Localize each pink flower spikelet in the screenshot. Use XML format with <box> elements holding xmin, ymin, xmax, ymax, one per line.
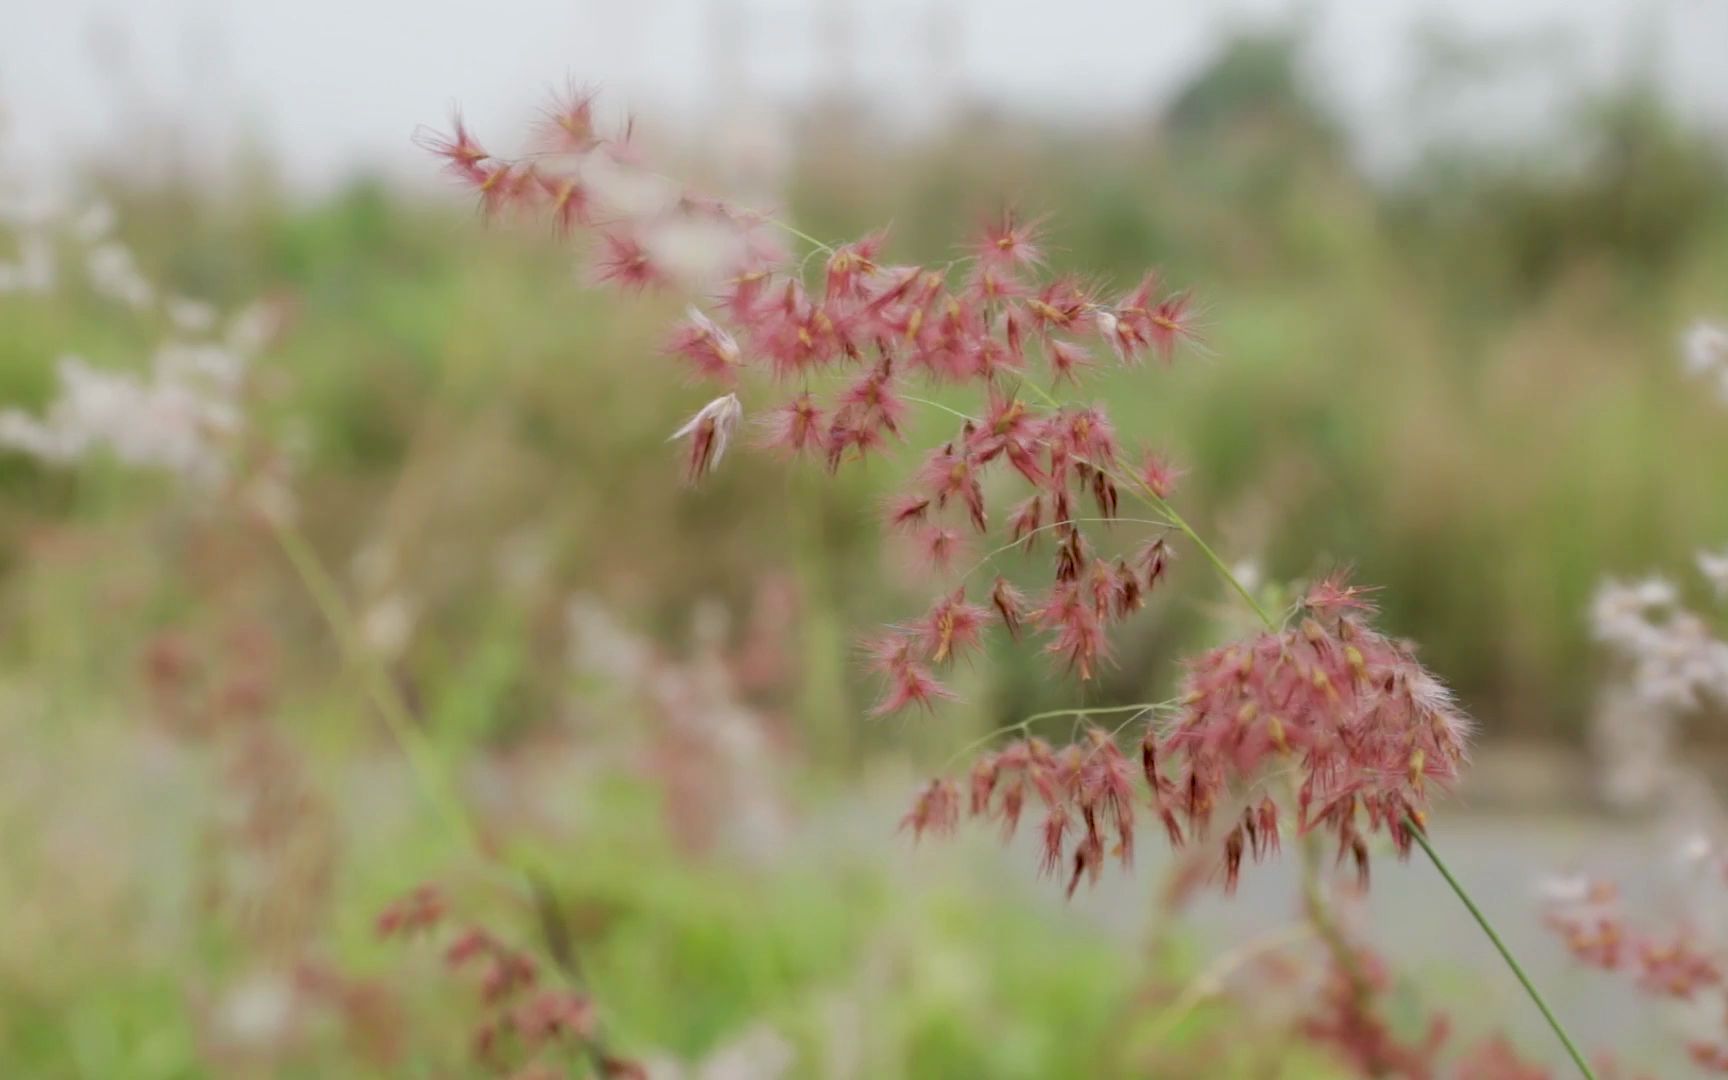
<box><xmin>1541</xmin><ymin>850</ymin><xmax>1728</xmax><ymax>1071</ymax></box>
<box><xmin>426</xmin><ymin>85</ymin><xmax>1476</xmax><ymax>904</ymax></box>
<box><xmin>1161</xmin><ymin>579</ymin><xmax>1471</xmax><ymax>881</ymax></box>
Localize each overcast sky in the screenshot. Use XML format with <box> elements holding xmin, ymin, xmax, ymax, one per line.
<box><xmin>1</xmin><ymin>0</ymin><xmax>1724</xmax><ymax>191</ymax></box>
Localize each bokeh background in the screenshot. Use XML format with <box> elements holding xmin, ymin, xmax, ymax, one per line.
<box><xmin>2</xmin><ymin>1</ymin><xmax>1726</xmax><ymax>1076</ymax></box>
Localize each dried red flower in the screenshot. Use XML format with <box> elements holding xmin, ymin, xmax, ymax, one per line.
<box><xmin>665</xmin><ymin>306</ymin><xmax>742</xmax><ymax>384</ymax></box>
<box><xmin>669</xmin><ymin>393</ymin><xmax>743</xmax><ymax>484</ymax></box>
<box><xmin>913</xmin><ymin>588</ymin><xmax>993</xmax><ymax>665</ymax></box>
<box><xmin>901</xmin><ymin>778</ymin><xmax>961</xmax><ymax>840</ymax></box>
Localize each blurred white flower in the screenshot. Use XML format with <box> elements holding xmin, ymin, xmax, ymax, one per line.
<box><xmin>213</xmin><ymin>972</ymin><xmax>296</xmax><ymax>1048</ymax></box>
<box><xmin>1683</xmin><ymin>320</ymin><xmax>1728</xmax><ymax>378</ymax></box>
<box><xmin>567</xmin><ymin>595</ymin><xmax>653</xmax><ymax>683</ymax></box>
<box><xmin>168</xmin><ymin>296</ymin><xmax>219</xmax><ymax>333</ymax></box>
<box><xmin>1590</xmin><ymin>682</ymin><xmax>1678</xmax><ymax>809</ymax></box>
<box><xmin>695</xmin><ymin>1024</ymin><xmax>796</xmax><ymax>1080</ymax></box>
<box><xmin>0</xmin><ymin>161</ymin><xmax>277</xmax><ymax>496</ymax></box>
<box><xmin>1679</xmin><ymin>831</ymin><xmax>1714</xmax><ymax>867</ymax></box>
<box><xmin>1592</xmin><ymin>554</ymin><xmax>1728</xmax><ymax>810</ymax></box>
<box><xmin>644</xmin><ymin>1023</ymin><xmax>796</xmax><ymax>1080</ymax></box>
<box><xmin>72</xmin><ymin>201</ymin><xmax>115</xmax><ymax>243</ymax></box>
<box><xmin>1592</xmin><ymin>577</ymin><xmax>1676</xmax><ymax>648</ymax></box>
<box><xmin>0</xmin><ymin>353</ymin><xmax>243</xmax><ymax>487</ymax></box>
<box><xmin>670</xmin><ymin>392</ymin><xmax>744</xmax><ymax>482</ymax></box>
<box><xmin>578</xmin><ymin>151</ymin><xmax>681</xmax><ymax>221</ymax></box>
<box><xmin>1231</xmin><ymin>559</ymin><xmax>1263</xmax><ymax>595</ymax></box>
<box><xmin>1534</xmin><ymin>872</ymin><xmax>1595</xmax><ymax>906</ymax></box>
<box><xmin>359</xmin><ymin>592</ymin><xmax>418</xmax><ymax>660</ymax></box>
<box><xmin>644</xmin><ymin>215</ymin><xmax>752</xmax><ymax>292</ymax></box>
<box><xmin>226</xmin><ymin>303</ymin><xmax>280</xmax><ymax>357</ymax></box>
<box><xmin>85</xmin><ymin>241</ymin><xmax>154</xmax><ymax>310</ymax></box>
<box><xmin>1699</xmin><ymin>549</ymin><xmax>1728</xmax><ymax>600</ymax></box>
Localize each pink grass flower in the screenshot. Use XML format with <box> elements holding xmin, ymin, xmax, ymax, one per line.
<box><xmin>913</xmin><ymin>587</ymin><xmax>993</xmax><ymax>665</ymax></box>
<box><xmin>991</xmin><ymin>577</ymin><xmax>1029</xmax><ymax>639</ymax></box>
<box><xmin>424</xmin><ymin>86</ymin><xmax>1485</xmax><ymax>912</ymax></box>
<box><xmin>536</xmin><ymin>170</ymin><xmax>593</xmax><ymax>234</ymax></box>
<box><xmin>1158</xmin><ymin>581</ymin><xmax>1472</xmax><ymax>882</ymax></box>
<box><xmin>1046</xmin><ymin>339</ymin><xmax>1095</xmax><ymax>386</ymax></box>
<box><xmin>665</xmin><ymin>306</ymin><xmax>743</xmax><ymax>384</ymax></box>
<box><xmin>975</xmin><ymin>210</ymin><xmax>1047</xmax><ymax>271</ymax></box>
<box><xmin>900</xmin><ymin>778</ymin><xmax>961</xmax><ymax>840</ymax></box>
<box><xmin>1026</xmin><ymin>276</ymin><xmax>1093</xmax><ymax>337</ymax></box>
<box><xmin>755</xmin><ymin>392</ymin><xmax>826</xmax><ymax>459</ymax></box>
<box><xmin>866</xmin><ymin>633</ymin><xmax>957</xmax><ymax>716</ymax></box>
<box><xmin>823</xmin><ymin>232</ymin><xmax>887</xmax><ymax>301</ymax></box>
<box><xmin>1007</xmin><ymin>495</ymin><xmax>1045</xmax><ymax>548</ymax></box>
<box><xmin>1136</xmin><ymin>451</ymin><xmax>1182</xmax><ymax>500</ymax></box>
<box><xmin>915</xmin><ymin>443</ymin><xmax>986</xmax><ymax>532</ymax></box>
<box><xmin>592</xmin><ymin>231</ymin><xmax>665</xmax><ymax>291</ymax></box>
<box><xmin>1032</xmin><ymin>581</ymin><xmax>1110</xmax><ymax>680</ymax></box>
<box><xmin>535</xmin><ymin>82</ymin><xmax>602</xmax><ymax>154</ymax></box>
<box><xmin>668</xmin><ymin>393</ymin><xmax>743</xmax><ymax>484</ymax></box>
<box><xmin>915</xmin><ymin>524</ymin><xmax>967</xmax><ymax>573</ymax></box>
<box><xmin>414</xmin><ymin>115</ymin><xmax>491</xmax><ymax>185</ymax></box>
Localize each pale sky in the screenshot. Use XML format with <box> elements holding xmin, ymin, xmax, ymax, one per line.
<box><xmin>0</xmin><ymin>0</ymin><xmax>1723</xmax><ymax>191</ymax></box>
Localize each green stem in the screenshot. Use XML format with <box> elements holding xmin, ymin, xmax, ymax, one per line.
<box><xmin>1294</xmin><ymin>823</ymin><xmax>1385</xmax><ymax>1072</ymax></box>
<box><xmin>1140</xmin><ymin>923</ymin><xmax>1313</xmax><ymax>1052</ymax></box>
<box><xmin>938</xmin><ymin>701</ymin><xmax>1177</xmax><ymax>773</ymax></box>
<box><xmin>269</xmin><ymin>516</ymin><xmax>479</xmax><ymax>853</ymax></box>
<box><xmin>1017</xmin><ymin>701</ymin><xmax>1176</xmax><ymax>726</ymax></box>
<box><xmin>1137</xmin><ymin>487</ymin><xmax>1274</xmax><ymax>631</ymax></box>
<box><xmin>1409</xmin><ymin>823</ymin><xmax>1596</xmax><ymax>1079</ymax></box>
<box><xmin>770</xmin><ymin>219</ymin><xmax>835</xmax><ymax>254</ymax></box>
<box><xmin>900</xmin><ymin>393</ymin><xmax>975</xmax><ymax>423</ymax></box>
<box><xmin>272</xmin><ymin>513</ymin><xmax>635</xmax><ymax>1061</ymax></box>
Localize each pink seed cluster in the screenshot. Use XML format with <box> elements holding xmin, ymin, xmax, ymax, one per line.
<box><xmin>1160</xmin><ymin>578</ymin><xmax>1472</xmax><ymax>886</ymax></box>
<box><xmin>1291</xmin><ymin>945</ymin><xmax>1582</xmax><ymax>1080</ymax></box>
<box><xmin>904</xmin><ymin>579</ymin><xmax>1471</xmax><ymax>894</ymax></box>
<box><xmin>376</xmin><ymin>884</ymin><xmax>642</xmax><ymax>1076</ymax></box>
<box><xmin>1543</xmin><ymin>871</ymin><xmax>1728</xmax><ymax>1071</ymax></box>
<box><xmin>419</xmin><ymin>90</ymin><xmax>1195</xmax><ymax>703</ymax></box>
<box><xmin>422</xmin><ymin>86</ymin><xmax>1473</xmax><ymax>898</ymax></box>
<box><xmin>904</xmin><ymin>726</ymin><xmax>1145</xmax><ymax>899</ymax></box>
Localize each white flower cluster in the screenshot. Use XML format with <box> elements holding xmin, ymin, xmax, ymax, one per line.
<box><xmin>1586</xmin><ymin>319</ymin><xmax>1728</xmax><ymax>810</ymax></box>
<box><xmin>1683</xmin><ymin>320</ymin><xmax>1728</xmax><ymax>401</ymax></box>
<box><xmin>0</xmin><ymin>353</ymin><xmax>243</xmax><ymax>487</ymax></box>
<box><xmin>1590</xmin><ymin>571</ymin><xmax>1728</xmax><ymax>808</ymax></box>
<box><xmin>0</xmin><ymin>189</ymin><xmax>279</xmax><ymax>489</ymax></box>
<box><xmin>1592</xmin><ymin>575</ymin><xmax>1728</xmax><ymax>714</ymax></box>
<box><xmin>643</xmin><ymin>1022</ymin><xmax>795</xmax><ymax>1080</ymax></box>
